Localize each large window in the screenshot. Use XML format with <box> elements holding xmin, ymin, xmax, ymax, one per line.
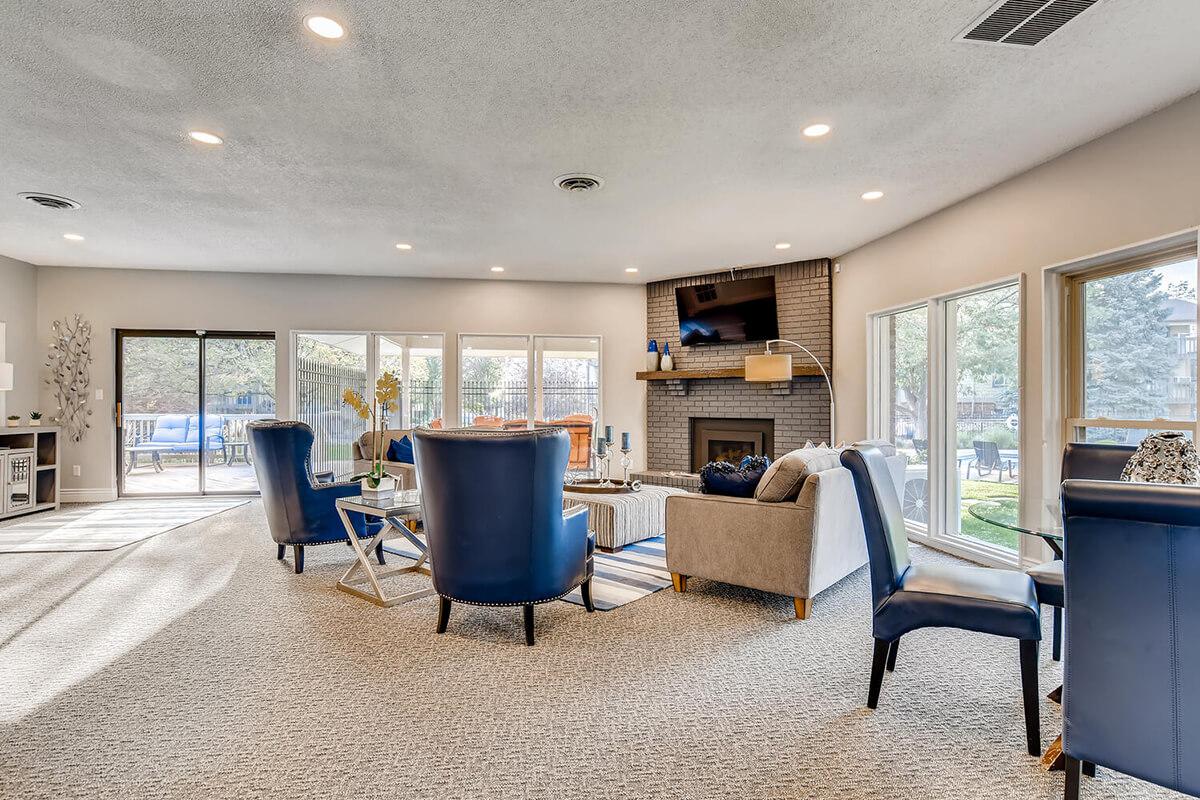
<box><xmin>1067</xmin><ymin>248</ymin><xmax>1198</xmax><ymax>444</ymax></box>
<box><xmin>295</xmin><ymin>332</ymin><xmax>444</xmax><ymax>475</ymax></box>
<box><xmin>459</xmin><ymin>334</ymin><xmax>600</xmax><ymax>427</ymax></box>
<box><xmin>870</xmin><ymin>279</ymin><xmax>1023</xmax><ymax>564</ymax></box>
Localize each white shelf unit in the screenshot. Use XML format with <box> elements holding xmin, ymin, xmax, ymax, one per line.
<box><xmin>0</xmin><ymin>425</ymin><xmax>60</xmax><ymax>520</ymax></box>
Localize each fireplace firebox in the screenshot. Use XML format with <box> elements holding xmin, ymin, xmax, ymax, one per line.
<box><xmin>690</xmin><ymin>417</ymin><xmax>775</xmax><ymax>472</ymax></box>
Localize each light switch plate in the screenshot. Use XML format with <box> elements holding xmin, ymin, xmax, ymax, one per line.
<box><xmin>94</xmin><ymin>389</ymin><xmax>104</xmax><ymax>401</ymax></box>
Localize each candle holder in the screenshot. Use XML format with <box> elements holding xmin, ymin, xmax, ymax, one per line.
<box><xmin>596</xmin><ymin>448</ymin><xmax>613</xmax><ymax>487</ymax></box>
<box><xmin>619</xmin><ymin>446</ymin><xmax>633</xmax><ymax>485</ymax></box>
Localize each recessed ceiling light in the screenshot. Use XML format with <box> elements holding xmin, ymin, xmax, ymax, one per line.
<box><xmin>305</xmin><ymin>15</ymin><xmax>345</xmax><ymax>39</ymax></box>
<box><xmin>861</xmin><ymin>190</ymin><xmax>884</xmax><ymax>201</ymax></box>
<box><xmin>775</xmin><ymin>242</ymin><xmax>792</xmax><ymax>250</ymax></box>
<box><xmin>802</xmin><ymin>123</ymin><xmax>831</xmax><ymax>138</ymax></box>
<box><xmin>625</xmin><ymin>267</ymin><xmax>639</xmax><ymax>273</ymax></box>
<box><xmin>188</xmin><ymin>130</ymin><xmax>223</xmax><ymax>145</ymax></box>
<box><xmin>490</xmin><ymin>266</ymin><xmax>505</xmax><ymax>273</ymax></box>
<box><xmin>62</xmin><ymin>233</ymin><xmax>84</xmax><ymax>241</ymax></box>
<box><xmin>395</xmin><ymin>242</ymin><xmax>413</xmax><ymax>251</ymax></box>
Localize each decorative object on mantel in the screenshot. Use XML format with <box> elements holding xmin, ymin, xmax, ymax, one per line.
<box><xmin>342</xmin><ymin>371</ymin><xmax>401</xmax><ymax>501</ymax></box>
<box><xmin>744</xmin><ymin>338</ymin><xmax>836</xmax><ymax>438</ymax></box>
<box><xmin>645</xmin><ymin>339</ymin><xmax>660</xmax><ymax>371</ymax></box>
<box><xmin>45</xmin><ymin>315</ymin><xmax>93</xmax><ymax>443</ymax></box>
<box><xmin>660</xmin><ymin>342</ymin><xmax>674</xmax><ymax>371</ymax></box>
<box><xmin>28</xmin><ymin>411</ymin><xmax>42</xmax><ymax>427</ymax></box>
<box><xmin>5</xmin><ymin>415</ymin><xmax>18</xmax><ymax>428</ymax></box>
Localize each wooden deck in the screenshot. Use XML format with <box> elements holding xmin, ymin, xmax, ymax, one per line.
<box><xmin>124</xmin><ymin>463</ymin><xmax>259</xmax><ymax>495</ymax></box>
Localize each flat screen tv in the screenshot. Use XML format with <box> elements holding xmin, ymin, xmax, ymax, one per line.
<box><xmin>675</xmin><ymin>276</ymin><xmax>779</xmax><ymax>346</ymax></box>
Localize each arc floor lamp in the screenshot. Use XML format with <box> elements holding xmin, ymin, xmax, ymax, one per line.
<box><xmin>744</xmin><ymin>339</ymin><xmax>836</xmax><ymax>441</ymax></box>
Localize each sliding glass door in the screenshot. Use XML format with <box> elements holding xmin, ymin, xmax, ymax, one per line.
<box><xmin>117</xmin><ymin>330</ymin><xmax>276</xmax><ymax>497</ymax></box>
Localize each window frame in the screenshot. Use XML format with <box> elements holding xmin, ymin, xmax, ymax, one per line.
<box><xmin>1063</xmin><ymin>243</ymin><xmax>1199</xmax><ymax>443</ymax></box>
<box><xmin>868</xmin><ymin>275</ymin><xmax>1026</xmax><ymax>569</ymax></box>
<box><xmin>456</xmin><ymin>333</ymin><xmax>604</xmax><ymax>427</ymax></box>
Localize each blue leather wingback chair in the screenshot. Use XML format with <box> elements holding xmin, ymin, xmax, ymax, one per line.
<box><xmin>247</xmin><ymin>420</ymin><xmax>384</xmax><ymax>574</ymax></box>
<box><xmin>1061</xmin><ymin>479</ymin><xmax>1200</xmax><ymax>799</ymax></box>
<box><xmin>1030</xmin><ymin>444</ymin><xmax>1137</xmax><ymax>661</ymax></box>
<box><xmin>413</xmin><ymin>427</ymin><xmax>594</xmax><ymax>645</ymax></box>
<box><xmin>841</xmin><ymin>445</ymin><xmax>1043</xmax><ymax>756</ymax></box>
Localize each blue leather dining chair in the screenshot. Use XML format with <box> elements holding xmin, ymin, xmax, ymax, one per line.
<box><xmin>1061</xmin><ymin>479</ymin><xmax>1200</xmax><ymax>798</ymax></box>
<box><xmin>841</xmin><ymin>445</ymin><xmax>1043</xmax><ymax>756</ymax></box>
<box><xmin>413</xmin><ymin>427</ymin><xmax>594</xmax><ymax>645</ymax></box>
<box><xmin>1031</xmin><ymin>443</ymin><xmax>1138</xmax><ymax>661</ymax></box>
<box><xmin>247</xmin><ymin>420</ymin><xmax>384</xmax><ymax>574</ymax></box>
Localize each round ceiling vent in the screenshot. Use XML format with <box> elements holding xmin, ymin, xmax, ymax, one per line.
<box><xmin>18</xmin><ymin>192</ymin><xmax>82</xmax><ymax>210</ymax></box>
<box><xmin>554</xmin><ymin>173</ymin><xmax>604</xmax><ymax>193</ymax></box>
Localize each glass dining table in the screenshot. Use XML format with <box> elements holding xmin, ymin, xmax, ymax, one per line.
<box><xmin>968</xmin><ymin>497</ymin><xmax>1072</xmax><ymax>772</ymax></box>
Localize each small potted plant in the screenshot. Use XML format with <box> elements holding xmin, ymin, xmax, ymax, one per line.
<box><xmin>28</xmin><ymin>411</ymin><xmax>42</xmax><ymax>427</ymax></box>
<box><xmin>6</xmin><ymin>415</ymin><xmax>19</xmax><ymax>428</ymax></box>
<box><xmin>343</xmin><ymin>371</ymin><xmax>401</xmax><ymax>501</ymax></box>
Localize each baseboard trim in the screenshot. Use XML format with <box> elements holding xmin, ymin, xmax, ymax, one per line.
<box><xmin>61</xmin><ymin>488</ymin><xmax>119</xmax><ymax>503</ymax></box>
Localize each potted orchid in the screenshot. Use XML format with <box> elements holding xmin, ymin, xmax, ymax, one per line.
<box><xmin>343</xmin><ymin>371</ymin><xmax>401</xmax><ymax>501</ymax></box>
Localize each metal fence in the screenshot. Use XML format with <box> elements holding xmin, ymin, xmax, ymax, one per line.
<box><xmin>297</xmin><ymin>357</ymin><xmax>368</xmax><ymax>474</ymax></box>
<box><xmin>459</xmin><ymin>381</ymin><xmax>598</xmax><ymax>425</ymax></box>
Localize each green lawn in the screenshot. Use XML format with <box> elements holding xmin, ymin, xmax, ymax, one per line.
<box><xmin>958</xmin><ymin>479</ymin><xmax>1019</xmax><ymax>551</ymax></box>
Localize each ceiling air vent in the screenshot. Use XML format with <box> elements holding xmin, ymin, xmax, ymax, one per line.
<box><xmin>554</xmin><ymin>173</ymin><xmax>604</xmax><ymax>193</ymax></box>
<box><xmin>959</xmin><ymin>0</ymin><xmax>1104</xmax><ymax>46</ymax></box>
<box><xmin>18</xmin><ymin>192</ymin><xmax>82</xmax><ymax>210</ymax></box>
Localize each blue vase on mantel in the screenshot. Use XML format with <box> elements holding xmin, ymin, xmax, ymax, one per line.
<box><xmin>646</xmin><ymin>339</ymin><xmax>660</xmax><ymax>371</ymax></box>
<box><xmin>661</xmin><ymin>342</ymin><xmax>674</xmax><ymax>371</ymax></box>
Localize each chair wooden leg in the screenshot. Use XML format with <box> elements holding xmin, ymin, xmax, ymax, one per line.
<box><xmin>1052</xmin><ymin>606</ymin><xmax>1063</xmax><ymax>662</ymax></box>
<box><xmin>794</xmin><ymin>597</ymin><xmax>813</xmax><ymax>620</ymax></box>
<box><xmin>1064</xmin><ymin>755</ymin><xmax>1082</xmax><ymax>800</ymax></box>
<box><xmin>293</xmin><ymin>544</ymin><xmax>304</xmax><ymax>574</ymax></box>
<box><xmin>276</xmin><ymin>544</ymin><xmax>285</xmax><ymax>560</ymax></box>
<box><xmin>867</xmin><ymin>638</ymin><xmax>890</xmax><ymax>709</ymax></box>
<box><xmin>523</xmin><ymin>604</ymin><xmax>535</xmax><ymax>646</ymax></box>
<box><xmin>1020</xmin><ymin>639</ymin><xmax>1042</xmax><ymax>757</ymax></box>
<box><xmin>581</xmin><ymin>578</ymin><xmax>595</xmax><ymax>612</ymax></box>
<box><xmin>886</xmin><ymin>638</ymin><xmax>900</xmax><ymax>672</ymax></box>
<box><xmin>1082</xmin><ymin>761</ymin><xmax>1096</xmax><ymax>777</ymax></box>
<box><xmin>375</xmin><ymin>541</ymin><xmax>386</xmax><ymax>565</ymax></box>
<box><xmin>671</xmin><ymin>573</ymin><xmax>687</xmax><ymax>593</ymax></box>
<box><xmin>436</xmin><ymin>597</ymin><xmax>452</xmax><ymax>634</ymax></box>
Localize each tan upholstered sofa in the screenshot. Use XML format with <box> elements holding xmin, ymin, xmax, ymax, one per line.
<box><xmin>352</xmin><ymin>429</ymin><xmax>417</xmax><ymax>489</ymax></box>
<box><xmin>665</xmin><ymin>452</ymin><xmax>906</xmax><ymax>619</ymax></box>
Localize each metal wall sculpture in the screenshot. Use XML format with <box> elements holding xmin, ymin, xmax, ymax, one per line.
<box><xmin>46</xmin><ymin>315</ymin><xmax>93</xmax><ymax>442</ymax></box>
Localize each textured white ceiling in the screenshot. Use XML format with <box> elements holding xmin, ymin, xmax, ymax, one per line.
<box><xmin>1</xmin><ymin>0</ymin><xmax>1198</xmax><ymax>283</ymax></box>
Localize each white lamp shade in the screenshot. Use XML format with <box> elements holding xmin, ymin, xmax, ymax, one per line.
<box><xmin>744</xmin><ymin>353</ymin><xmax>792</xmax><ymax>382</ymax></box>
<box><xmin>0</xmin><ymin>362</ymin><xmax>12</xmax><ymax>391</ymax></box>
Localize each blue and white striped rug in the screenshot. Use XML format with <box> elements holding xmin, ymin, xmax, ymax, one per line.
<box><xmin>385</xmin><ymin>536</ymin><xmax>671</xmax><ymax>611</ymax></box>
<box><xmin>0</xmin><ymin>499</ymin><xmax>250</xmax><ymax>553</ymax></box>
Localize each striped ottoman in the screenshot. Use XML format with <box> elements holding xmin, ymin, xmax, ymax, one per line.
<box><xmin>562</xmin><ymin>485</ymin><xmax>689</xmax><ymax>551</ymax></box>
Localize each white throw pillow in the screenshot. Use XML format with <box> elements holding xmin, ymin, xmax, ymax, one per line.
<box><xmin>754</xmin><ymin>447</ymin><xmax>843</xmax><ymax>502</ymax></box>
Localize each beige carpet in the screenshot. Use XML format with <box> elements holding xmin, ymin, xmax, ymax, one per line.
<box><xmin>0</xmin><ymin>500</ymin><xmax>1184</xmax><ymax>799</ymax></box>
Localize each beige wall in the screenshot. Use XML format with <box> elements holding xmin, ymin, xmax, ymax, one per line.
<box><xmin>0</xmin><ymin>253</ymin><xmax>38</xmax><ymax>420</ymax></box>
<box><xmin>834</xmin><ymin>90</ymin><xmax>1200</xmax><ymax>513</ymax></box>
<box><xmin>35</xmin><ymin>267</ymin><xmax>646</xmax><ymax>499</ymax></box>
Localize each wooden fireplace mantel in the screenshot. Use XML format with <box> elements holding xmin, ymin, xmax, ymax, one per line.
<box><xmin>635</xmin><ymin>365</ymin><xmax>822</xmax><ymax>381</ymax></box>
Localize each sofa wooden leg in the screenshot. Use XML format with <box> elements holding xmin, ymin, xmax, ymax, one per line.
<box><xmin>794</xmin><ymin>597</ymin><xmax>813</xmax><ymax>620</ymax></box>
<box><xmin>671</xmin><ymin>573</ymin><xmax>687</xmax><ymax>593</ymax></box>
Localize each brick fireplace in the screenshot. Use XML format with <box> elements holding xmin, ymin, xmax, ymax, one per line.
<box><xmin>643</xmin><ymin>259</ymin><xmax>832</xmax><ymax>473</ymax></box>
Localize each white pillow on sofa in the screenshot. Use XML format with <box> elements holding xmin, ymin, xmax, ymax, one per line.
<box><xmin>852</xmin><ymin>438</ymin><xmax>898</xmax><ymax>457</ymax></box>
<box><xmin>754</xmin><ymin>447</ymin><xmax>843</xmax><ymax>502</ymax></box>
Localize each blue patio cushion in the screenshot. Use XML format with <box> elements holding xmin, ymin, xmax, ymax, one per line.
<box><xmin>185</xmin><ymin>415</ymin><xmax>225</xmax><ymax>448</ymax></box>
<box><xmin>148</xmin><ymin>415</ymin><xmax>189</xmax><ymax>445</ymax></box>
